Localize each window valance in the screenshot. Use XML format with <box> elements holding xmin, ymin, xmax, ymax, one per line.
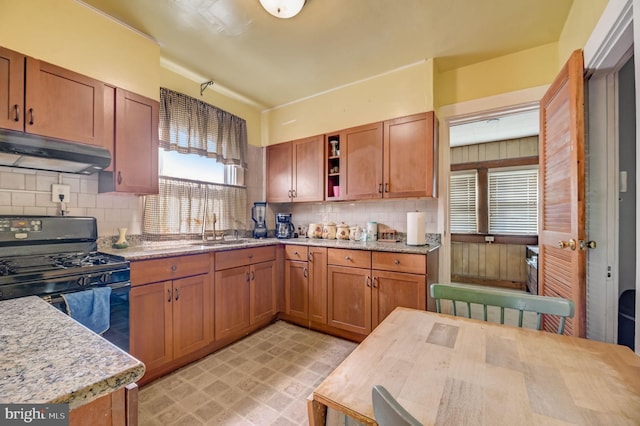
<box><xmin>159</xmin><ymin>87</ymin><xmax>247</xmax><ymax>168</ymax></box>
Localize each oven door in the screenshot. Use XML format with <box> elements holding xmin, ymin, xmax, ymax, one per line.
<box><xmin>47</xmin><ymin>281</ymin><xmax>130</xmax><ymax>352</ymax></box>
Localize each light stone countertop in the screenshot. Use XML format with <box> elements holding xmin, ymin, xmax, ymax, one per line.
<box><xmin>99</xmin><ymin>237</ymin><xmax>440</xmax><ymax>261</ymax></box>
<box><xmin>0</xmin><ymin>296</ymin><xmax>145</xmax><ymax>409</ymax></box>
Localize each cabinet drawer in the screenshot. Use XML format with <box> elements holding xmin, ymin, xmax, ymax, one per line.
<box><xmin>215</xmin><ymin>246</ymin><xmax>276</xmax><ymax>270</ymax></box>
<box><xmin>372</xmin><ymin>252</ymin><xmax>425</xmax><ymax>274</ymax></box>
<box><xmin>285</xmin><ymin>245</ymin><xmax>308</xmax><ymax>261</ymax></box>
<box><xmin>131</xmin><ymin>253</ymin><xmax>210</xmax><ymax>286</ymax></box>
<box><xmin>328</xmin><ymin>248</ymin><xmax>371</xmax><ymax>268</ymax></box>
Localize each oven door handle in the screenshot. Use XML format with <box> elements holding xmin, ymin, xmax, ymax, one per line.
<box><xmin>44</xmin><ymin>281</ymin><xmax>131</xmax><ymax>305</ymax></box>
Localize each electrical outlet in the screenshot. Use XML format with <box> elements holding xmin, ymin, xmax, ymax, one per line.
<box><xmin>51</xmin><ymin>184</ymin><xmax>71</xmax><ymax>203</ymax></box>
<box><xmin>485</xmin><ymin>235</ymin><xmax>495</xmax><ymax>243</ymax></box>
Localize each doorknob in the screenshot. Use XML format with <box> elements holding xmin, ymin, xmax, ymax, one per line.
<box><xmin>558</xmin><ymin>239</ymin><xmax>577</xmax><ymax>250</ymax></box>
<box><xmin>580</xmin><ymin>240</ymin><xmax>597</xmax><ymax>250</ymax></box>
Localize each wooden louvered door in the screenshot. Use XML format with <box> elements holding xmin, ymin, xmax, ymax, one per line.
<box><xmin>539</xmin><ymin>50</ymin><xmax>586</xmax><ymax>336</ymax></box>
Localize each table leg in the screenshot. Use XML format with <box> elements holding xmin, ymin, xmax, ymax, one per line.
<box><xmin>307</xmin><ymin>394</ymin><xmax>327</xmax><ymax>426</ymax></box>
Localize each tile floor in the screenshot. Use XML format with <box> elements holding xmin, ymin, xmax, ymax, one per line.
<box><xmin>138</xmin><ymin>321</ymin><xmax>358</xmax><ymax>426</ymax></box>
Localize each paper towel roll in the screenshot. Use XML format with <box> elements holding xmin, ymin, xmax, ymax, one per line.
<box><xmin>406</xmin><ymin>212</ymin><xmax>426</xmax><ymax>246</ymax></box>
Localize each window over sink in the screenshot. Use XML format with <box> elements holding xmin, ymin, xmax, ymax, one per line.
<box><xmin>142</xmin><ymin>88</ymin><xmax>248</xmax><ymax>241</ymax></box>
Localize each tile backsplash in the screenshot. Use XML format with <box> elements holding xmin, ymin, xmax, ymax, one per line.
<box><xmin>0</xmin><ymin>166</ymin><xmax>143</xmax><ymax>237</ymax></box>
<box><xmin>271</xmin><ymin>198</ymin><xmax>439</xmax><ymax>237</ymax></box>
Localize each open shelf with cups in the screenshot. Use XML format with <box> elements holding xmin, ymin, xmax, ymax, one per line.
<box><xmin>326</xmin><ymin>134</ymin><xmax>341</xmax><ymax>200</ymax></box>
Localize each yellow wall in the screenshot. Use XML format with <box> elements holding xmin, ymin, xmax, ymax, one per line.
<box><xmin>435</xmin><ymin>43</ymin><xmax>559</xmax><ymax>108</ymax></box>
<box><xmin>263</xmin><ymin>59</ymin><xmax>434</xmax><ymax>145</ymax></box>
<box><xmin>159</xmin><ymin>67</ymin><xmax>263</xmax><ymax>147</ymax></box>
<box><xmin>0</xmin><ymin>0</ymin><xmax>159</xmax><ymax>100</ymax></box>
<box><xmin>558</xmin><ymin>0</ymin><xmax>609</xmax><ymax>64</ymax></box>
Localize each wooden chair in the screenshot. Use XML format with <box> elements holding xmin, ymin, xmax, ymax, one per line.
<box><xmin>372</xmin><ymin>385</ymin><xmax>422</xmax><ymax>426</ymax></box>
<box><xmin>429</xmin><ymin>282</ymin><xmax>575</xmax><ymax>334</ymax></box>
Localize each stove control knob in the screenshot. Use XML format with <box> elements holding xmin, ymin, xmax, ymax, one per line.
<box><xmin>99</xmin><ymin>272</ymin><xmax>112</xmax><ymax>283</ymax></box>
<box><xmin>77</xmin><ymin>276</ymin><xmax>90</xmax><ymax>287</ymax></box>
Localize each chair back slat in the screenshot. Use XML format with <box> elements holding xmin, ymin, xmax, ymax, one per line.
<box><xmin>430</xmin><ymin>283</ymin><xmax>575</xmax><ymax>334</ymax></box>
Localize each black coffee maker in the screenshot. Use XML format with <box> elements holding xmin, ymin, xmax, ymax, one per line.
<box><xmin>275</xmin><ymin>213</ymin><xmax>295</xmax><ymax>239</ymax></box>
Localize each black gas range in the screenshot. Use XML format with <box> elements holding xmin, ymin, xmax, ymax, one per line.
<box><xmin>0</xmin><ymin>216</ymin><xmax>130</xmax><ymax>301</ymax></box>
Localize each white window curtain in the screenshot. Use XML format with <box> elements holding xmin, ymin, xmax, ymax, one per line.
<box><xmin>488</xmin><ymin>168</ymin><xmax>538</xmax><ymax>234</ymax></box>
<box><xmin>143</xmin><ymin>177</ymin><xmax>247</xmax><ymax>241</ymax></box>
<box><xmin>159</xmin><ymin>87</ymin><xmax>247</xmax><ymax>168</ymax></box>
<box><xmin>450</xmin><ymin>172</ymin><xmax>478</xmax><ymax>233</ymax></box>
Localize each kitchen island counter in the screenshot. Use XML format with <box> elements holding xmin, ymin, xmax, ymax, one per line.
<box><xmin>0</xmin><ymin>296</ymin><xmax>145</xmax><ymax>410</ymax></box>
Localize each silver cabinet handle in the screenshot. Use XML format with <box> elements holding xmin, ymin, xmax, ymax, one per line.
<box><xmin>28</xmin><ymin>108</ymin><xmax>34</xmax><ymax>125</ymax></box>
<box><xmin>175</xmin><ymin>287</ymin><xmax>179</xmax><ymax>301</ymax></box>
<box><xmin>13</xmin><ymin>104</ymin><xmax>19</xmax><ymax>122</ymax></box>
<box><xmin>345</xmin><ymin>256</ymin><xmax>351</xmax><ymax>261</ymax></box>
<box><xmin>167</xmin><ymin>289</ymin><xmax>172</xmax><ymax>302</ymax></box>
<box><xmin>373</xmin><ymin>277</ymin><xmax>378</xmax><ymax>288</ymax></box>
<box><xmin>366</xmin><ymin>276</ymin><xmax>371</xmax><ymax>287</ymax></box>
<box><xmin>394</xmin><ymin>259</ymin><xmax>400</xmax><ymax>265</ymax></box>
<box><xmin>246</xmin><ymin>271</ymin><xmax>250</xmax><ymax>282</ymax></box>
<box><xmin>303</xmin><ymin>267</ymin><xmax>308</xmax><ymax>278</ymax></box>
<box><xmin>308</xmin><ymin>252</ymin><xmax>313</xmax><ymax>261</ymax></box>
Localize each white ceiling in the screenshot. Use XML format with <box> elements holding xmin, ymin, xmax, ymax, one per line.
<box><xmin>79</xmin><ymin>0</ymin><xmax>574</xmax><ymax>109</ymax></box>
<box><xmin>449</xmin><ymin>109</ymin><xmax>540</xmax><ymax>146</ymax></box>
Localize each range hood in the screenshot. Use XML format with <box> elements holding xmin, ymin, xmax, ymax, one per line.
<box><xmin>0</xmin><ymin>128</ymin><xmax>111</xmax><ymax>175</ymax></box>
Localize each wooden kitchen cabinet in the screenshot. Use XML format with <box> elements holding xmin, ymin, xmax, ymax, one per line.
<box><xmin>340</xmin><ymin>122</ymin><xmax>383</xmax><ymax>200</ymax></box>
<box><xmin>266</xmin><ymin>135</ymin><xmax>324</xmax><ymax>203</ymax></box>
<box><xmin>383</xmin><ymin>112</ymin><xmax>437</xmax><ymax>198</ymax></box>
<box><xmin>327</xmin><ymin>249</ymin><xmax>427</xmax><ymax>336</ymax></box>
<box><xmin>333</xmin><ymin>112</ymin><xmax>437</xmax><ymax>201</ymax></box>
<box><xmin>99</xmin><ymin>88</ymin><xmax>159</xmax><ymax>194</ymax></box>
<box><xmin>24</xmin><ymin>57</ymin><xmax>105</xmax><ymax>147</ymax></box>
<box><xmin>129</xmin><ymin>254</ymin><xmax>212</xmax><ymax>377</ymax></box>
<box><xmin>0</xmin><ymin>46</ymin><xmax>25</xmax><ymax>132</ymax></box>
<box><xmin>214</xmin><ymin>246</ymin><xmax>276</xmax><ymax>340</ymax></box>
<box><xmin>0</xmin><ymin>46</ymin><xmax>105</xmax><ymax>146</ymax></box>
<box><xmin>284</xmin><ymin>245</ymin><xmax>328</xmax><ymax>326</ymax></box>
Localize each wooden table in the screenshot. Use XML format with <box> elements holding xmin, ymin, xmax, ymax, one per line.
<box><xmin>308</xmin><ymin>307</ymin><xmax>640</xmax><ymax>425</ymax></box>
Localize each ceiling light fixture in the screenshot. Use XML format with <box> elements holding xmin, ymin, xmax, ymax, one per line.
<box><xmin>259</xmin><ymin>0</ymin><xmax>305</xmax><ymax>19</ymax></box>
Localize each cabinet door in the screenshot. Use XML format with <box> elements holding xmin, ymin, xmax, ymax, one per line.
<box><xmin>250</xmin><ymin>260</ymin><xmax>277</xmax><ymax>324</ymax></box>
<box><xmin>372</xmin><ymin>270</ymin><xmax>426</xmax><ymax>329</ymax></box>
<box><xmin>0</xmin><ymin>47</ymin><xmax>24</xmax><ymax>131</ymax></box>
<box><xmin>343</xmin><ymin>122</ymin><xmax>383</xmax><ymax>200</ymax></box>
<box><xmin>266</xmin><ymin>142</ymin><xmax>293</xmax><ymax>202</ymax></box>
<box><xmin>172</xmin><ymin>274</ymin><xmax>213</xmax><ymax>359</ymax></box>
<box><xmin>285</xmin><ymin>259</ymin><xmax>308</xmax><ymax>320</ymax></box>
<box><xmin>130</xmin><ymin>281</ymin><xmax>173</xmax><ymax>373</ymax></box>
<box><xmin>215</xmin><ymin>266</ymin><xmax>250</xmax><ymax>340</ymax></box>
<box><xmin>113</xmin><ymin>88</ymin><xmax>159</xmax><ymax>194</ymax></box>
<box><xmin>308</xmin><ymin>247</ymin><xmax>328</xmax><ymax>324</ymax></box>
<box><xmin>327</xmin><ymin>265</ymin><xmax>371</xmax><ymax>335</ymax></box>
<box><xmin>383</xmin><ymin>112</ymin><xmax>436</xmax><ymax>198</ymax></box>
<box><xmin>24</xmin><ymin>57</ymin><xmax>104</xmax><ymax>146</ymax></box>
<box><xmin>292</xmin><ymin>135</ymin><xmax>324</xmax><ymax>202</ymax></box>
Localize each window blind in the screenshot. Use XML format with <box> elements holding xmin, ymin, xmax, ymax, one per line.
<box><xmin>450</xmin><ymin>172</ymin><xmax>477</xmax><ymax>233</ymax></box>
<box><xmin>488</xmin><ymin>168</ymin><xmax>538</xmax><ymax>234</ymax></box>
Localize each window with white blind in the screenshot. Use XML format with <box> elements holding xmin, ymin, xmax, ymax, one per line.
<box><xmin>450</xmin><ymin>172</ymin><xmax>478</xmax><ymax>233</ymax></box>
<box><xmin>488</xmin><ymin>168</ymin><xmax>538</xmax><ymax>234</ymax></box>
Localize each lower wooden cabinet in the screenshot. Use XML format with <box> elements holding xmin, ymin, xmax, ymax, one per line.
<box><xmin>129</xmin><ymin>254</ymin><xmax>213</xmax><ymax>377</ymax></box>
<box><xmin>327</xmin><ymin>249</ymin><xmax>427</xmax><ymax>336</ymax></box>
<box><xmin>284</xmin><ymin>245</ymin><xmax>327</xmax><ymax>326</ymax></box>
<box><xmin>214</xmin><ymin>246</ymin><xmax>277</xmax><ymax>340</ymax></box>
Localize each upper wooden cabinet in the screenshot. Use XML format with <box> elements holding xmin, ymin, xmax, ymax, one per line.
<box><xmin>99</xmin><ymin>88</ymin><xmax>159</xmax><ymax>194</ymax></box>
<box><xmin>339</xmin><ymin>122</ymin><xmax>383</xmax><ymax>200</ymax></box>
<box><xmin>0</xmin><ymin>47</ymin><xmax>105</xmax><ymax>147</ymax></box>
<box><xmin>327</xmin><ymin>112</ymin><xmax>437</xmax><ymax>201</ymax></box>
<box><xmin>383</xmin><ymin>112</ymin><xmax>437</xmax><ymax>198</ymax></box>
<box><xmin>25</xmin><ymin>57</ymin><xmax>105</xmax><ymax>147</ymax></box>
<box><xmin>0</xmin><ymin>47</ymin><xmax>25</xmax><ymax>132</ymax></box>
<box><xmin>266</xmin><ymin>134</ymin><xmax>324</xmax><ymax>203</ymax></box>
